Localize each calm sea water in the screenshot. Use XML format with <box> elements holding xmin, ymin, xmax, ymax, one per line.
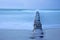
<box><xmin>0</xmin><ymin>9</ymin><xmax>60</xmax><ymax>40</ymax></box>
<box><xmin>0</xmin><ymin>28</ymin><xmax>60</xmax><ymax>40</ymax></box>
<box><xmin>0</xmin><ymin>29</ymin><xmax>32</xmax><ymax>40</ymax></box>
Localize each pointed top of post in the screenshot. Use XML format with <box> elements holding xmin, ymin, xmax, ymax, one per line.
<box><xmin>35</xmin><ymin>11</ymin><xmax>40</xmax><ymax>21</ymax></box>
<box><xmin>35</xmin><ymin>9</ymin><xmax>40</xmax><ymax>16</ymax></box>
<box><xmin>36</xmin><ymin>11</ymin><xmax>40</xmax><ymax>16</ymax></box>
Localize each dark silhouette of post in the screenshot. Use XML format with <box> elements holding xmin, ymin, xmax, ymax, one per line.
<box><xmin>30</xmin><ymin>11</ymin><xmax>44</xmax><ymax>40</ymax></box>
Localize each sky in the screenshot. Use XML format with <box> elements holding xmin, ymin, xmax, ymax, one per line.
<box><xmin>0</xmin><ymin>0</ymin><xmax>60</xmax><ymax>9</ymax></box>
<box><xmin>0</xmin><ymin>0</ymin><xmax>60</xmax><ymax>30</ymax></box>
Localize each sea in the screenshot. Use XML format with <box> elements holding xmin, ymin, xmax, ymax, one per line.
<box><xmin>0</xmin><ymin>28</ymin><xmax>60</xmax><ymax>40</ymax></box>
<box><xmin>0</xmin><ymin>9</ymin><xmax>60</xmax><ymax>40</ymax></box>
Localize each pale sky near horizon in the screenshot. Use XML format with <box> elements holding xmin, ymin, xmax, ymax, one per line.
<box><xmin>0</xmin><ymin>0</ymin><xmax>60</xmax><ymax>9</ymax></box>
<box><xmin>0</xmin><ymin>0</ymin><xmax>60</xmax><ymax>30</ymax></box>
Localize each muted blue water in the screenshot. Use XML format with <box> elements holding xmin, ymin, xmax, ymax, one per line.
<box><xmin>0</xmin><ymin>9</ymin><xmax>60</xmax><ymax>25</ymax></box>
<box><xmin>0</xmin><ymin>29</ymin><xmax>32</xmax><ymax>40</ymax></box>
<box><xmin>0</xmin><ymin>9</ymin><xmax>60</xmax><ymax>40</ymax></box>
<box><xmin>0</xmin><ymin>29</ymin><xmax>60</xmax><ymax>40</ymax></box>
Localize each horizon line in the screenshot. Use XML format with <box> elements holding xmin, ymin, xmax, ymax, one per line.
<box><xmin>0</xmin><ymin>9</ymin><xmax>60</xmax><ymax>11</ymax></box>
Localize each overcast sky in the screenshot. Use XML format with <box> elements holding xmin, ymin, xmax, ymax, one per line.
<box><xmin>0</xmin><ymin>0</ymin><xmax>60</xmax><ymax>9</ymax></box>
